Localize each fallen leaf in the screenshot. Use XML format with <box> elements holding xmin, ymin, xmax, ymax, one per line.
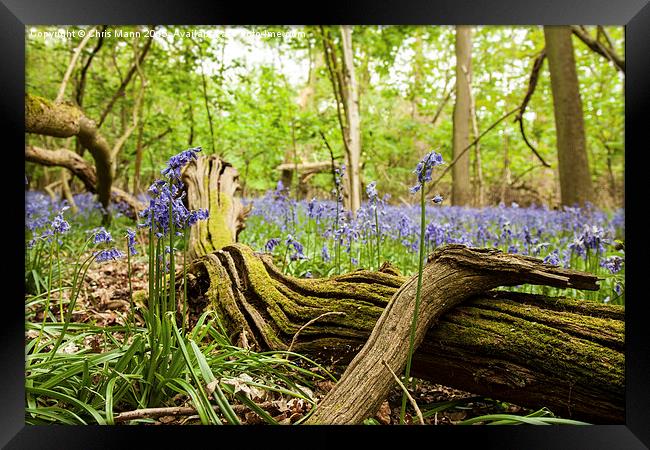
<box><xmin>375</xmin><ymin>401</ymin><xmax>391</xmax><ymax>425</ymax></box>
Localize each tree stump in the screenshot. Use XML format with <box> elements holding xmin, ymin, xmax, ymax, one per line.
<box><xmin>185</xmin><ymin>244</ymin><xmax>623</xmax><ymax>424</ymax></box>
<box><xmin>181</xmin><ymin>155</ymin><xmax>251</xmax><ymax>261</ymax></box>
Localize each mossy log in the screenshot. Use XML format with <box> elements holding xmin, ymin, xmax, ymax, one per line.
<box><xmin>181</xmin><ymin>155</ymin><xmax>251</xmax><ymax>261</ymax></box>
<box><xmin>186</xmin><ymin>244</ymin><xmax>623</xmax><ymax>424</ymax></box>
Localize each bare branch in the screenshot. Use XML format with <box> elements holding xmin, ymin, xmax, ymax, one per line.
<box><xmin>55</xmin><ymin>27</ymin><xmax>95</xmax><ymax>103</ymax></box>
<box><xmin>570</xmin><ymin>25</ymin><xmax>624</xmax><ymax>73</ymax></box>
<box><xmin>97</xmin><ymin>34</ymin><xmax>153</xmax><ymax>128</ymax></box>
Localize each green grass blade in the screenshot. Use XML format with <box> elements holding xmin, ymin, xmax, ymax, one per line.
<box><xmin>105</xmin><ymin>377</ymin><xmax>118</xmax><ymax>425</ymax></box>
<box><xmin>27</xmin><ymin>386</ymin><xmax>106</xmax><ymax>424</ymax></box>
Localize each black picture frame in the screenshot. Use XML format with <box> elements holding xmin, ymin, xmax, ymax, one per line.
<box><xmin>3</xmin><ymin>1</ymin><xmax>648</xmax><ymax>448</ymax></box>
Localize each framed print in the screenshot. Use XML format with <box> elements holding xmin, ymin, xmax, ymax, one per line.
<box><xmin>3</xmin><ymin>0</ymin><xmax>649</xmax><ymax>448</ymax></box>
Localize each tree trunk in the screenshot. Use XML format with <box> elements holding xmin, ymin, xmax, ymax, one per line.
<box><xmin>26</xmin><ymin>94</ymin><xmax>114</xmax><ymax>215</ymax></box>
<box><xmin>59</xmin><ymin>169</ymin><xmax>78</xmax><ymax>214</ymax></box>
<box><xmin>133</xmin><ymin>119</ymin><xmax>145</xmax><ymax>195</ymax></box>
<box><xmin>452</xmin><ymin>26</ymin><xmax>473</xmax><ymax>206</ymax></box>
<box><xmin>185</xmin><ymin>243</ymin><xmax>622</xmax><ymax>424</ymax></box>
<box><xmin>181</xmin><ymin>155</ymin><xmax>252</xmax><ymax>262</ymax></box>
<box><xmin>340</xmin><ymin>26</ymin><xmax>362</xmax><ymax>215</ymax></box>
<box><xmin>544</xmin><ymin>26</ymin><xmax>594</xmax><ymax>206</ymax></box>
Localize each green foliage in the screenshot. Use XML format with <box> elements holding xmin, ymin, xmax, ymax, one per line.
<box><xmin>26</xmin><ymin>25</ymin><xmax>623</xmax><ymax>206</ymax></box>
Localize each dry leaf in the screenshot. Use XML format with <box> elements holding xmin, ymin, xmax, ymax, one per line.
<box><xmin>375</xmin><ymin>401</ymin><xmax>391</xmax><ymax>425</ymax></box>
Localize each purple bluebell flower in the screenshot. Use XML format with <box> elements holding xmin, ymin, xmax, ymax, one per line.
<box><xmin>307</xmin><ymin>198</ymin><xmax>317</xmax><ymax>219</ymax></box>
<box><xmin>410</xmin><ymin>150</ymin><xmax>444</xmax><ymax>194</ymax></box>
<box><xmin>161</xmin><ymin>147</ymin><xmax>202</xmax><ymax>180</ymax></box>
<box><xmin>92</xmin><ymin>227</ymin><xmax>113</xmax><ymax>244</ymax></box>
<box><xmin>138</xmin><ymin>176</ymin><xmax>208</xmax><ymax>236</ymax></box>
<box><xmin>94</xmin><ymin>248</ymin><xmax>125</xmax><ymax>262</ymax></box>
<box><xmin>614</xmin><ymin>282</ymin><xmax>623</xmax><ymax>296</ymax></box>
<box><xmin>265</xmin><ymin>238</ymin><xmax>280</xmax><ymax>253</ymax></box>
<box><xmin>126</xmin><ymin>229</ymin><xmax>137</xmax><ymax>255</ymax></box>
<box><xmin>543</xmin><ymin>251</ymin><xmax>560</xmax><ymax>266</ymax></box>
<box><xmin>187</xmin><ymin>208</ymin><xmax>209</xmax><ymax>226</ymax></box>
<box><xmin>600</xmin><ymin>255</ymin><xmax>624</xmax><ymax>274</ymax></box>
<box><xmin>432</xmin><ymin>195</ymin><xmax>443</xmax><ymax>204</ymax></box>
<box><xmin>321</xmin><ymin>243</ymin><xmax>331</xmax><ymax>262</ymax></box>
<box><xmin>366</xmin><ymin>182</ymin><xmax>378</xmax><ymax>201</ymax></box>
<box><xmin>50</xmin><ymin>207</ymin><xmax>71</xmax><ymax>235</ymax></box>
<box><xmin>304</xmin><ymin>271</ymin><xmax>313</xmax><ymax>278</ymax></box>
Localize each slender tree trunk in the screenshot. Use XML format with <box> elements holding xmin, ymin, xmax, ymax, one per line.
<box><xmin>452</xmin><ymin>26</ymin><xmax>473</xmax><ymax>206</ymax></box>
<box><xmin>187</xmin><ymin>102</ymin><xmax>194</xmax><ymax>146</ymax></box>
<box><xmin>133</xmin><ymin>119</ymin><xmax>145</xmax><ymax>194</ymax></box>
<box><xmin>544</xmin><ymin>26</ymin><xmax>594</xmax><ymax>206</ymax></box>
<box><xmin>501</xmin><ymin>129</ymin><xmax>511</xmax><ymax>204</ymax></box>
<box><xmin>340</xmin><ymin>26</ymin><xmax>362</xmax><ymax>215</ymax></box>
<box><xmin>60</xmin><ymin>169</ymin><xmax>78</xmax><ymax>214</ymax></box>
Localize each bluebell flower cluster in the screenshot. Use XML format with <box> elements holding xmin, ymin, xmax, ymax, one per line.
<box><xmin>246</xmin><ymin>190</ymin><xmax>624</xmax><ymax>278</ymax></box>
<box><xmin>543</xmin><ymin>250</ymin><xmax>561</xmax><ymax>266</ymax></box>
<box><xmin>27</xmin><ymin>204</ymin><xmax>72</xmax><ymax>247</ymax></box>
<box><xmin>410</xmin><ymin>151</ymin><xmax>444</xmax><ymax>194</ymax></box>
<box><xmin>285</xmin><ymin>234</ymin><xmax>306</xmax><ymax>261</ymax></box>
<box><xmin>50</xmin><ymin>207</ymin><xmax>71</xmax><ymax>234</ymax></box>
<box><xmin>600</xmin><ymin>255</ymin><xmax>624</xmax><ymax>274</ymax></box>
<box><xmin>92</xmin><ymin>227</ymin><xmax>113</xmax><ymax>244</ymax></box>
<box><xmin>138</xmin><ymin>148</ymin><xmax>210</xmax><ymax>236</ymax></box>
<box><xmin>161</xmin><ymin>146</ymin><xmax>202</xmax><ymax>180</ymax></box>
<box><xmin>366</xmin><ymin>182</ymin><xmax>378</xmax><ymax>201</ymax></box>
<box><xmin>94</xmin><ymin>248</ymin><xmax>125</xmax><ymax>262</ymax></box>
<box><xmin>265</xmin><ymin>237</ymin><xmax>280</xmax><ymax>253</ymax></box>
<box><xmin>321</xmin><ymin>243</ymin><xmax>331</xmax><ymax>262</ymax></box>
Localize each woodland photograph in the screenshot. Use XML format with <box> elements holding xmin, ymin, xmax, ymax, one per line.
<box><xmin>24</xmin><ymin>24</ymin><xmax>624</xmax><ymax>426</ymax></box>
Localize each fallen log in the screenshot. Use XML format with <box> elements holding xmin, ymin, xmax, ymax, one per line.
<box><xmin>186</xmin><ymin>244</ymin><xmax>623</xmax><ymax>424</ymax></box>
<box><xmin>25</xmin><ymin>145</ymin><xmax>145</xmax><ymax>218</ymax></box>
<box><xmin>276</xmin><ymin>161</ymin><xmax>339</xmax><ymax>173</ymax></box>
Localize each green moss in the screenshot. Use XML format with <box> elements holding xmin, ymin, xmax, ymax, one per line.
<box><xmin>438</xmin><ymin>307</ymin><xmax>624</xmax><ymax>388</ymax></box>
<box><xmin>132</xmin><ymin>289</ymin><xmax>148</xmax><ymax>307</ymax></box>
<box><xmin>207</xmin><ymin>188</ymin><xmax>235</xmax><ymax>251</ymax></box>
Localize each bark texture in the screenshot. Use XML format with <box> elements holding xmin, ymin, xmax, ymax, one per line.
<box><xmin>544</xmin><ymin>26</ymin><xmax>595</xmax><ymax>206</ymax></box>
<box><xmin>181</xmin><ymin>155</ymin><xmax>251</xmax><ymax>262</ymax></box>
<box><xmin>186</xmin><ymin>243</ymin><xmax>622</xmax><ymax>424</ymax></box>
<box><xmin>452</xmin><ymin>26</ymin><xmax>473</xmax><ymax>206</ymax></box>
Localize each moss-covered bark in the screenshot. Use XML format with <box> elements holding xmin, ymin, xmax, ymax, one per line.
<box><xmin>182</xmin><ymin>155</ymin><xmax>251</xmax><ymax>261</ymax></box>
<box><xmin>187</xmin><ymin>244</ymin><xmax>623</xmax><ymax>423</ymax></box>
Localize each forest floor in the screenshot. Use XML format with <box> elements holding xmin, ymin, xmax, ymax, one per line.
<box><xmin>26</xmin><ymin>258</ymin><xmax>530</xmax><ymax>425</ymax></box>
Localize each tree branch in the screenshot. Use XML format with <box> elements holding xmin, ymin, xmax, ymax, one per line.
<box><xmin>514</xmin><ymin>49</ymin><xmax>551</xmax><ymax>168</ymax></box>
<box><xmin>75</xmin><ymin>25</ymin><xmax>107</xmax><ymax>106</ymax></box>
<box><xmin>425</xmin><ymin>106</ymin><xmax>522</xmax><ymax>196</ymax></box>
<box><xmin>570</xmin><ymin>25</ymin><xmax>624</xmax><ymax>73</ymax></box>
<box><xmin>55</xmin><ymin>27</ymin><xmax>95</xmax><ymax>103</ymax></box>
<box><xmin>97</xmin><ymin>33</ymin><xmax>153</xmax><ymax>128</ymax></box>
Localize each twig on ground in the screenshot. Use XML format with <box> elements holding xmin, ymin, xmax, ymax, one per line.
<box><xmin>381</xmin><ymin>359</ymin><xmax>424</xmax><ymax>425</ymax></box>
